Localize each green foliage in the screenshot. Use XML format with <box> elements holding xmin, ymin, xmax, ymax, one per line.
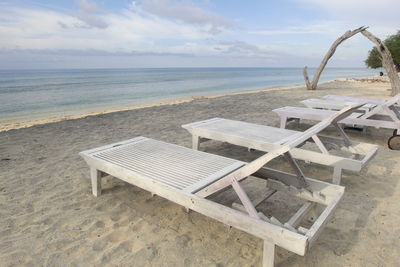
<box><xmin>365</xmin><ymin>47</ymin><xmax>382</xmax><ymax>68</ymax></box>
<box><xmin>365</xmin><ymin>31</ymin><xmax>400</xmax><ymax>68</ymax></box>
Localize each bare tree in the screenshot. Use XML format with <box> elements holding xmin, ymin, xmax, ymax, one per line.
<box><xmin>303</xmin><ymin>27</ymin><xmax>400</xmax><ymax>96</ymax></box>
<box><xmin>303</xmin><ymin>26</ymin><xmax>368</xmax><ymax>91</ymax></box>
<box><xmin>361</xmin><ymin>30</ymin><xmax>400</xmax><ymax>96</ymax></box>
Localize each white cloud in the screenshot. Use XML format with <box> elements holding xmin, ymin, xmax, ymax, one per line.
<box><xmin>294</xmin><ymin>0</ymin><xmax>399</xmax><ymax>35</ymax></box>
<box><xmin>76</xmin><ymin>0</ymin><xmax>108</xmax><ymax>29</ymax></box>
<box><xmin>0</xmin><ymin>2</ymin><xmax>226</xmax><ymax>53</ymax></box>
<box><xmin>1</xmin><ymin>0</ymin><xmax>393</xmax><ymax>68</ymax></box>
<box><xmin>137</xmin><ymin>0</ymin><xmax>234</xmax><ymax>34</ymax></box>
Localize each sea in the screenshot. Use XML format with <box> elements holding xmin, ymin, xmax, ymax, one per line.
<box><xmin>0</xmin><ymin>67</ymin><xmax>378</xmax><ymax>124</ymax></box>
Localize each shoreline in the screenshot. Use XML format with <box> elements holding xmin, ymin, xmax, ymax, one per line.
<box><xmin>0</xmin><ymin>75</ymin><xmax>389</xmax><ymax>133</ymax></box>
<box><xmin>0</xmin><ymin>83</ymin><xmax>304</xmax><ymax>132</ymax></box>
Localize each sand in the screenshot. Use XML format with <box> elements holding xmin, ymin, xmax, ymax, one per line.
<box><xmin>1</xmin><ymin>77</ymin><xmax>400</xmax><ymax>266</ymax></box>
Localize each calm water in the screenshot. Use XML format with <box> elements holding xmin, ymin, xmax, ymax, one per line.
<box><xmin>0</xmin><ymin>67</ymin><xmax>378</xmax><ymax>123</ymax></box>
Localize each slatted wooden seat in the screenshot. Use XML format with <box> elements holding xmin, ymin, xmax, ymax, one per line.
<box><xmin>80</xmin><ymin>108</ymin><xmax>353</xmax><ymax>266</ymax></box>
<box><xmin>85</xmin><ymin>137</ymin><xmax>244</xmax><ymax>194</ymax></box>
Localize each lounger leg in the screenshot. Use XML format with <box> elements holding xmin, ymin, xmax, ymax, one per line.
<box><xmin>279</xmin><ymin>116</ymin><xmax>287</xmax><ymax>129</ymax></box>
<box><xmin>192</xmin><ymin>135</ymin><xmax>200</xmax><ymax>150</ymax></box>
<box><xmin>90</xmin><ymin>167</ymin><xmax>102</xmax><ymax>196</ymax></box>
<box><xmin>332</xmin><ymin>166</ymin><xmax>342</xmax><ymax>185</ymax></box>
<box><xmin>262</xmin><ymin>241</ymin><xmax>275</xmax><ymax>267</ymax></box>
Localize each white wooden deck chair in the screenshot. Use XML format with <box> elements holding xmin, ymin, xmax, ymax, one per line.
<box><xmin>182</xmin><ymin>109</ymin><xmax>377</xmax><ymax>185</ymax></box>
<box><xmin>301</xmin><ymin>93</ymin><xmax>400</xmax><ymax>122</ymax></box>
<box><xmin>322</xmin><ymin>94</ymin><xmax>400</xmax><ymax>107</ymax></box>
<box><xmin>273</xmin><ymin>102</ymin><xmax>400</xmax><ymax>150</ymax></box>
<box><xmin>80</xmin><ymin>109</ymin><xmax>350</xmax><ymax>266</ymax></box>
<box><xmin>301</xmin><ymin>98</ymin><xmax>376</xmax><ymax>112</ymax></box>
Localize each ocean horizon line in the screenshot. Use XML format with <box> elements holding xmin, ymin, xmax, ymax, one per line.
<box><xmin>0</xmin><ymin>66</ymin><xmax>373</xmax><ymax>72</ymax></box>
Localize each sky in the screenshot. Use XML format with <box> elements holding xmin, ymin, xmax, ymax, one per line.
<box><xmin>0</xmin><ymin>0</ymin><xmax>398</xmax><ymax>69</ymax></box>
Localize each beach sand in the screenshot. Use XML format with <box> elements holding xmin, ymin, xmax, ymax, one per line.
<box><xmin>1</xmin><ymin>78</ymin><xmax>399</xmax><ymax>266</ymax></box>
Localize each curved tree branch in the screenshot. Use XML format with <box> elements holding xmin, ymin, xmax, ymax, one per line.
<box><xmin>303</xmin><ymin>26</ymin><xmax>368</xmax><ymax>90</ymax></box>
<box><xmin>361</xmin><ymin>30</ymin><xmax>400</xmax><ymax>96</ymax></box>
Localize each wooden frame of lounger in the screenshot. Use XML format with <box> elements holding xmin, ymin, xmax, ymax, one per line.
<box><xmin>301</xmin><ymin>94</ymin><xmax>400</xmax><ymax>121</ymax></box>
<box><xmin>182</xmin><ymin>116</ymin><xmax>377</xmax><ymax>185</ymax></box>
<box><xmin>273</xmin><ymin>103</ymin><xmax>400</xmax><ymax>140</ymax></box>
<box><xmin>301</xmin><ymin>98</ymin><xmax>376</xmax><ymax>112</ymax></box>
<box><xmin>79</xmin><ymin>108</ymin><xmax>354</xmax><ymax>266</ymax></box>
<box><xmin>323</xmin><ymin>94</ymin><xmax>399</xmax><ymax>107</ymax></box>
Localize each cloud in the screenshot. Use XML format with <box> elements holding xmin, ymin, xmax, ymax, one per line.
<box><xmin>214</xmin><ymin>41</ymin><xmax>271</xmax><ymax>57</ymax></box>
<box><xmin>1</xmin><ymin>0</ymin><xmax>393</xmax><ymax>69</ymax></box>
<box><xmin>0</xmin><ymin>3</ymin><xmax>215</xmax><ymax>53</ymax></box>
<box><xmin>136</xmin><ymin>0</ymin><xmax>234</xmax><ymax>34</ymax></box>
<box><xmin>76</xmin><ymin>0</ymin><xmax>108</xmax><ymax>29</ymax></box>
<box><xmin>294</xmin><ymin>0</ymin><xmax>399</xmax><ymax>35</ymax></box>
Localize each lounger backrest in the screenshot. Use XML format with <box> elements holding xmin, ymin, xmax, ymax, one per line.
<box><xmin>282</xmin><ymin>104</ymin><xmax>364</xmax><ymax>148</ymax></box>
<box><xmin>386</xmin><ymin>93</ymin><xmax>400</xmax><ymax>106</ymax></box>
<box><xmin>228</xmin><ymin>104</ymin><xmax>364</xmax><ymax>182</ymax></box>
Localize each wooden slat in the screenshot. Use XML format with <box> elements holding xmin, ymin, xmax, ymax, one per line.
<box><xmin>323</xmin><ymin>94</ymin><xmax>388</xmax><ymax>105</ymax></box>
<box><xmin>88</xmin><ymin>138</ymin><xmax>244</xmax><ymax>192</ymax></box>
<box><xmin>273</xmin><ymin>106</ymin><xmax>400</xmax><ymax>130</ymax></box>
<box><xmin>184</xmin><ymin>118</ymin><xmax>299</xmax><ymax>145</ymax></box>
<box><xmin>302</xmin><ymin>98</ymin><xmax>375</xmax><ymax>111</ymax></box>
<box><xmin>286</xmin><ymin>201</ymin><xmax>315</xmax><ymax>228</ymax></box>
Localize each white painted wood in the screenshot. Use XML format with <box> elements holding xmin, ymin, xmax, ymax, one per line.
<box><xmin>273</xmin><ymin>106</ymin><xmax>400</xmax><ymax>131</ymax></box>
<box><xmin>304</xmin><ymin>95</ymin><xmax>400</xmax><ymax>124</ymax></box>
<box><xmin>286</xmin><ymin>202</ymin><xmax>315</xmax><ymax>228</ymax></box>
<box><xmin>302</xmin><ymin>98</ymin><xmax>375</xmax><ymax>112</ymax></box>
<box><xmin>233</xmin><ymin>188</ymin><xmax>276</xmax><ymax>209</ymax></box>
<box><xmin>280</xmin><ymin>116</ymin><xmax>288</xmax><ymax>128</ymax></box>
<box><xmin>311</xmin><ymin>135</ymin><xmax>329</xmax><ymax>154</ymax></box>
<box><xmin>90</xmin><ymin>167</ymin><xmax>101</xmax><ymax>197</ymax></box>
<box><xmin>323</xmin><ymin>94</ymin><xmax>399</xmax><ymax>106</ymax></box>
<box><xmin>306</xmin><ymin>194</ymin><xmax>342</xmax><ymax>247</ymax></box>
<box><xmin>183</xmin><ymin>113</ymin><xmax>378</xmax><ymax>183</ymax></box>
<box><xmin>80</xmin><ymin>141</ymin><xmax>309</xmax><ymax>255</ymax></box>
<box><xmin>297</xmin><ymin>227</ymin><xmax>309</xmax><ymax>235</ymax></box>
<box><xmin>263</xmin><ymin>241</ymin><xmax>275</xmax><ymax>267</ymax></box>
<box><xmin>231</xmin><ymin>179</ymin><xmax>259</xmax><ymax>219</ymax></box>
<box><xmin>195</xmin><ymin>146</ymin><xmax>290</xmax><ymax>198</ymax></box>
<box><xmin>333</xmin><ymin>122</ymin><xmax>352</xmax><ymax>146</ymax></box>
<box><xmin>283</xmin><ymin>152</ymin><xmax>308</xmax><ymax>188</ymax></box>
<box><xmin>80</xmin><ymin>136</ymin><xmax>346</xmax><ymax>265</ymax></box>
<box><xmin>183</xmin><ymin>162</ymin><xmax>244</xmax><ymax>194</ymax></box>
<box><xmin>192</xmin><ymin>134</ymin><xmax>200</xmax><ymax>150</ymax></box>
<box><xmin>88</xmin><ymin>137</ymin><xmax>244</xmax><ymax>193</ymax></box>
<box><xmin>232</xmin><ymin>188</ymin><xmax>276</xmax><ymax>213</ymax></box>
<box><xmin>332</xmin><ymin>166</ymin><xmax>342</xmax><ymax>185</ymax></box>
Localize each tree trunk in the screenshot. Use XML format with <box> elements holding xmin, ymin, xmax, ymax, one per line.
<box><xmin>303</xmin><ymin>26</ymin><xmax>368</xmax><ymax>90</ymax></box>
<box><xmin>361</xmin><ymin>30</ymin><xmax>400</xmax><ymax>96</ymax></box>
